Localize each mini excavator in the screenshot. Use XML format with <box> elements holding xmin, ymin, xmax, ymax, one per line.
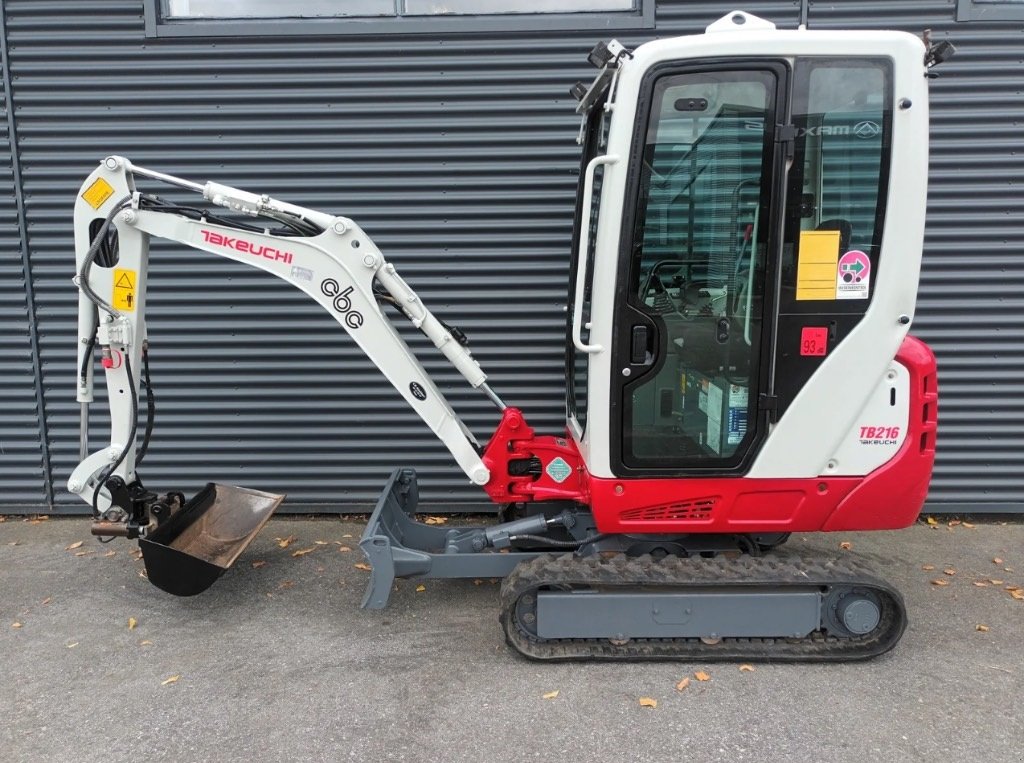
<box><xmin>70</xmin><ymin>12</ymin><xmax>952</xmax><ymax>660</ymax></box>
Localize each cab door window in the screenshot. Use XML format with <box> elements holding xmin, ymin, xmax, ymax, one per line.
<box><xmin>620</xmin><ymin>66</ymin><xmax>783</xmax><ymax>470</ymax></box>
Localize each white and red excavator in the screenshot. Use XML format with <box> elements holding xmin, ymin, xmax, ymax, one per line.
<box><xmin>69</xmin><ymin>12</ymin><xmax>952</xmax><ymax>660</ymax></box>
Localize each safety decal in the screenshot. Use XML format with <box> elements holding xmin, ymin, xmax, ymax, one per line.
<box><xmin>795</xmin><ymin>230</ymin><xmax>841</xmax><ymax>301</ymax></box>
<box><xmin>836</xmin><ymin>250</ymin><xmax>870</xmax><ymax>300</ymax></box>
<box><xmin>545</xmin><ymin>457</ymin><xmax>572</xmax><ymax>484</ymax></box>
<box><xmin>81</xmin><ymin>178</ymin><xmax>115</xmax><ymax>210</ymax></box>
<box><xmin>112</xmin><ymin>268</ymin><xmax>137</xmax><ymax>311</ymax></box>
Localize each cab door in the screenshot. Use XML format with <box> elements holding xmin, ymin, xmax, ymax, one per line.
<box><xmin>610</xmin><ymin>62</ymin><xmax>790</xmax><ymax>475</ymax></box>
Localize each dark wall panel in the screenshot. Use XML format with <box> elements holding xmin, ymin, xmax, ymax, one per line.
<box><xmin>0</xmin><ymin>31</ymin><xmax>48</xmax><ymax>508</ymax></box>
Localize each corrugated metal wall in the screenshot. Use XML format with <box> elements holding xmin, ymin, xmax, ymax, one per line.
<box><xmin>0</xmin><ymin>0</ymin><xmax>1019</xmax><ymax>513</ymax></box>
<box><xmin>0</xmin><ymin>10</ymin><xmax>49</xmax><ymax>509</ymax></box>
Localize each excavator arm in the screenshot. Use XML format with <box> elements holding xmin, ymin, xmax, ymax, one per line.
<box><xmin>70</xmin><ymin>156</ymin><xmax>503</xmax><ymax>522</ymax></box>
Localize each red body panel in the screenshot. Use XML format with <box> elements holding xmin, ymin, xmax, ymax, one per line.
<box><xmin>481</xmin><ymin>336</ymin><xmax>937</xmax><ymax>536</ymax></box>
<box><xmin>587</xmin><ymin>335</ymin><xmax>937</xmax><ymax>534</ymax></box>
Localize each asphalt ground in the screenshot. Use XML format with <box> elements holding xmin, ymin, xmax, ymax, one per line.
<box><xmin>1</xmin><ymin>516</ymin><xmax>1021</xmax><ymax>763</ymax></box>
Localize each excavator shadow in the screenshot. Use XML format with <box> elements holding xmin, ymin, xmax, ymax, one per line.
<box><xmin>139</xmin><ymin>483</ymin><xmax>284</xmax><ymax>597</ymax></box>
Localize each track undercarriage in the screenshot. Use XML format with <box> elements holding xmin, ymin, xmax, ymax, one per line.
<box><xmin>360</xmin><ymin>469</ymin><xmax>908</xmax><ymax>662</ymax></box>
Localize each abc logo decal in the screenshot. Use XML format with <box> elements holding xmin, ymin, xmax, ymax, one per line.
<box><xmin>320</xmin><ymin>279</ymin><xmax>364</xmax><ymax>330</ymax></box>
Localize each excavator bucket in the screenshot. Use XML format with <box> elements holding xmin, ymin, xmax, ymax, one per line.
<box><xmin>139</xmin><ymin>483</ymin><xmax>284</xmax><ymax>596</ymax></box>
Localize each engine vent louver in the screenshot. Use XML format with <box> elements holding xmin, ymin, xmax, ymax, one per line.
<box><xmin>619</xmin><ymin>497</ymin><xmax>719</xmax><ymax>523</ymax></box>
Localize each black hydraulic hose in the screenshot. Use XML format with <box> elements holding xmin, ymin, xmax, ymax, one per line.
<box><xmin>507</xmin><ymin>532</ymin><xmax>602</xmax><ymax>544</ymax></box>
<box><xmin>79</xmin><ymin>196</ymin><xmax>133</xmax><ymax>317</ymax></box>
<box><xmin>91</xmin><ymin>352</ymin><xmax>138</xmax><ymax>518</ymax></box>
<box><xmin>78</xmin><ymin>324</ymin><xmax>98</xmax><ymax>386</ymax></box>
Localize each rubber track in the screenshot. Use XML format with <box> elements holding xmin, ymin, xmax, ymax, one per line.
<box><xmin>500</xmin><ymin>552</ymin><xmax>907</xmax><ymax>662</ymax></box>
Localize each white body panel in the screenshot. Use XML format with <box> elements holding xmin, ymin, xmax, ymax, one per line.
<box><xmin>574</xmin><ymin>13</ymin><xmax>929</xmax><ymax>480</ymax></box>
<box><xmin>827</xmin><ymin>362</ymin><xmax>910</xmax><ymax>476</ymax></box>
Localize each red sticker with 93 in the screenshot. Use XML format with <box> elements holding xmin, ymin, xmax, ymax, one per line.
<box><xmin>800</xmin><ymin>327</ymin><xmax>828</xmax><ymax>357</ymax></box>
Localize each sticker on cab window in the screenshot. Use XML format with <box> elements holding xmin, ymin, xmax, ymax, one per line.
<box><xmin>836</xmin><ymin>250</ymin><xmax>870</xmax><ymax>300</ymax></box>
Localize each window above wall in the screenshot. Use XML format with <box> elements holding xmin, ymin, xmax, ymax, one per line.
<box><xmin>145</xmin><ymin>0</ymin><xmax>654</xmax><ymax>37</ymax></box>
<box><xmin>957</xmin><ymin>0</ymin><xmax>1024</xmax><ymax>21</ymax></box>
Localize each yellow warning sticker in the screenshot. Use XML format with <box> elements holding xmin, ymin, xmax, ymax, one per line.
<box><xmin>795</xmin><ymin>230</ymin><xmax>841</xmax><ymax>301</ymax></box>
<box><xmin>112</xmin><ymin>268</ymin><xmax>137</xmax><ymax>311</ymax></box>
<box><xmin>81</xmin><ymin>177</ymin><xmax>115</xmax><ymax>210</ymax></box>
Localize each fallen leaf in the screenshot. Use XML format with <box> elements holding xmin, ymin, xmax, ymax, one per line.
<box><xmin>988</xmin><ymin>579</ymin><xmax>1004</xmax><ymax>585</ymax></box>
<box><xmin>944</xmin><ymin>568</ymin><xmax>956</xmax><ymax>576</ymax></box>
<box><xmin>694</xmin><ymin>671</ymin><xmax>711</xmax><ymax>682</ymax></box>
<box><xmin>337</xmin><ymin>546</ymin><xmax>352</xmax><ymax>553</ymax></box>
<box><xmin>1005</xmin><ymin>567</ymin><xmax>1015</xmax><ymax>573</ymax></box>
<box><xmin>139</xmin><ymin>640</ymin><xmax>153</xmax><ymax>646</ymax></box>
<box><xmin>103</xmin><ymin>550</ymin><xmax>116</xmax><ymax>558</ymax></box>
<box><xmin>542</xmin><ymin>690</ymin><xmax>559</xmax><ymax>700</ymax></box>
<box><xmin>973</xmin><ymin>581</ymin><xmax>989</xmax><ymax>587</ymax></box>
<box><xmin>423</xmin><ymin>516</ymin><xmax>448</xmax><ymax>525</ymax></box>
<box><xmin>138</xmin><ymin>569</ymin><xmax>148</xmax><ymax>579</ymax></box>
<box><xmin>278</xmin><ymin>580</ymin><xmax>294</xmax><ymax>590</ymax></box>
<box><xmin>291</xmin><ymin>547</ymin><xmax>316</xmax><ymax>558</ymax></box>
<box><xmin>354</xmin><ymin>563</ymin><xmax>372</xmax><ymax>572</ymax></box>
<box><xmin>976</xmin><ymin>624</ymin><xmax>990</xmax><ymax>632</ymax></box>
<box><xmin>161</xmin><ymin>675</ymin><xmax>180</xmax><ymax>686</ymax></box>
<box><xmin>74</xmin><ymin>551</ymin><xmax>92</xmax><ymax>557</ymax></box>
<box><xmin>930</xmin><ymin>579</ymin><xmax>950</xmax><ymax>587</ymax></box>
<box><xmin>638</xmin><ymin>697</ymin><xmax>657</xmax><ymax>708</ymax></box>
<box><xmin>251</xmin><ymin>560</ymin><xmax>266</xmax><ymax>569</ymax></box>
<box><xmin>1006</xmin><ymin>585</ymin><xmax>1021</xmax><ymax>592</ymax></box>
<box><xmin>993</xmin><ymin>558</ymin><xmax>1004</xmax><ymax>564</ymax></box>
<box><xmin>314</xmin><ymin>540</ymin><xmax>328</xmax><ymax>545</ymax></box>
<box><xmin>962</xmin><ymin>522</ymin><xmax>975</xmax><ymax>529</ymax></box>
<box><xmin>6</xmin><ymin>541</ymin><xmax>19</xmax><ymax>546</ymax></box>
<box><xmin>926</xmin><ymin>516</ymin><xmax>938</xmax><ymax>526</ymax></box>
<box><xmin>473</xmin><ymin>579</ymin><xmax>484</xmax><ymax>586</ymax></box>
<box><xmin>276</xmin><ymin>535</ymin><xmax>296</xmax><ymax>549</ymax></box>
<box><xmin>839</xmin><ymin>541</ymin><xmax>852</xmax><ymax>550</ymax></box>
<box><xmin>67</xmin><ymin>642</ymin><xmax>78</xmax><ymax>648</ymax></box>
<box><xmin>130</xmin><ymin>549</ymin><xmax>143</xmax><ymax>560</ymax></box>
<box><xmin>128</xmin><ymin>617</ymin><xmax>137</xmax><ymax>631</ymax></box>
<box><xmin>675</xmin><ymin>677</ymin><xmax>691</xmax><ymax>692</ymax></box>
<box><xmin>1011</xmin><ymin>590</ymin><xmax>1024</xmax><ymax>601</ymax></box>
<box><xmin>739</xmin><ymin>664</ymin><xmax>755</xmax><ymax>672</ymax></box>
<box><xmin>12</xmin><ymin>622</ymin><xmax>22</xmax><ymax>629</ymax></box>
<box><xmin>342</xmin><ymin>534</ymin><xmax>353</xmax><ymax>539</ymax></box>
<box><xmin>921</xmin><ymin>565</ymin><xmax>935</xmax><ymax>571</ymax></box>
<box><xmin>415</xmin><ymin>584</ymin><xmax>426</xmax><ymax>592</ymax></box>
<box><xmin>948</xmin><ymin>519</ymin><xmax>961</xmax><ymax>527</ymax></box>
<box><xmin>41</xmin><ymin>597</ymin><xmax>51</xmax><ymax>605</ymax></box>
<box><xmin>65</xmin><ymin>541</ymin><xmax>84</xmax><ymax>550</ymax></box>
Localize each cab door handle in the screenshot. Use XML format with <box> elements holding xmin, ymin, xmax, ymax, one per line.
<box><xmin>630</xmin><ymin>325</ymin><xmax>651</xmax><ymax>365</ymax></box>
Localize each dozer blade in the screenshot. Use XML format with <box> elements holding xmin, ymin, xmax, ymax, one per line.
<box><xmin>140</xmin><ymin>483</ymin><xmax>284</xmax><ymax>596</ymax></box>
